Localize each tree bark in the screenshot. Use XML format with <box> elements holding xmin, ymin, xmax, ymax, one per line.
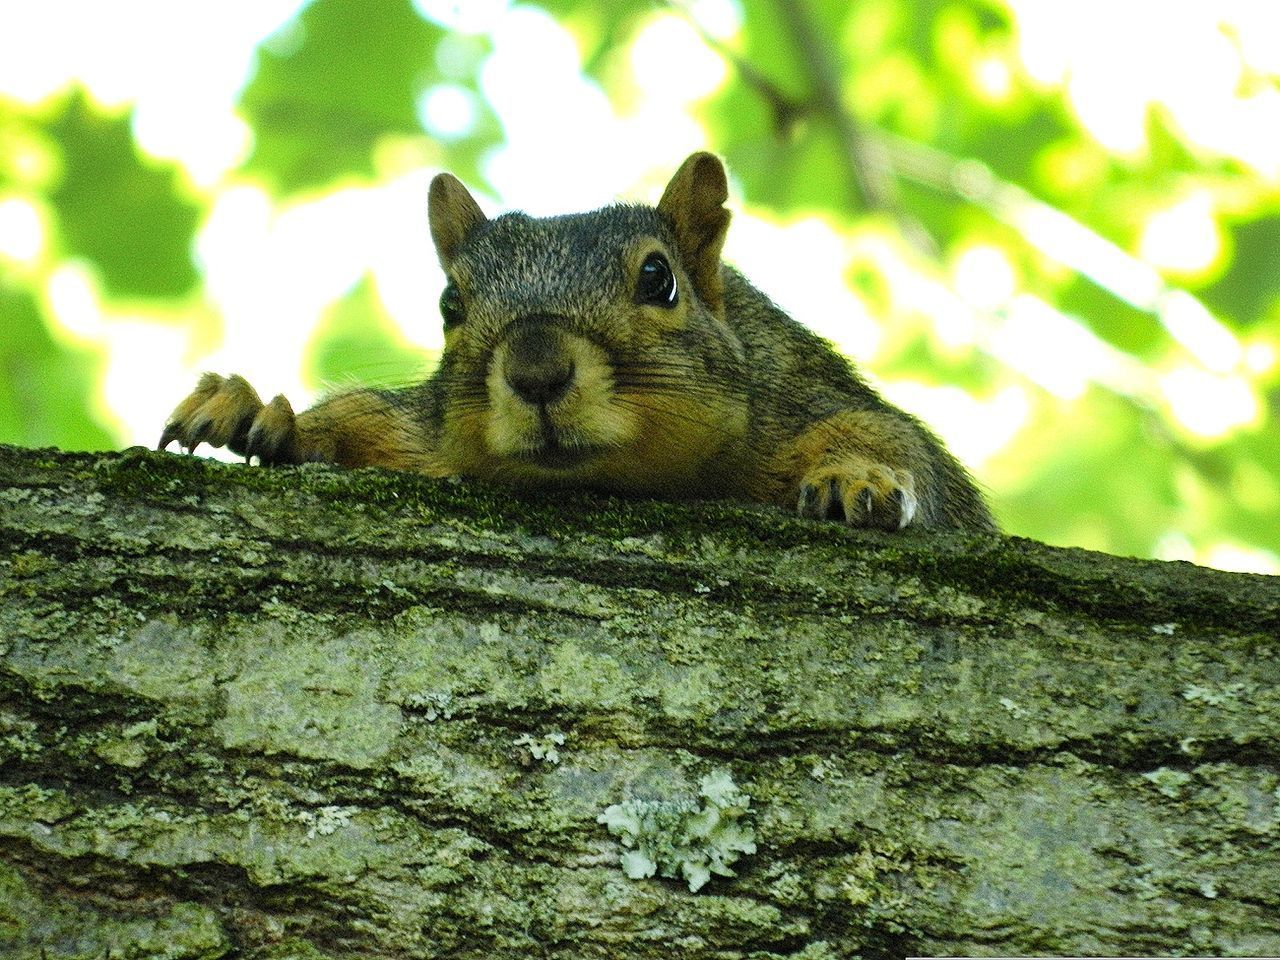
<box><xmin>2</xmin><ymin>443</ymin><xmax>1278</xmax><ymax>959</ymax></box>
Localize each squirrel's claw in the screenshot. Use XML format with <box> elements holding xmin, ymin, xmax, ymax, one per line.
<box><xmin>244</xmin><ymin>394</ymin><xmax>297</xmax><ymax>465</ymax></box>
<box><xmin>797</xmin><ymin>460</ymin><xmax>918</xmax><ymax>530</ymax></box>
<box><xmin>158</xmin><ymin>374</ymin><xmax>298</xmax><ymax>464</ymax></box>
<box><xmin>156</xmin><ymin>422</ymin><xmax>182</xmax><ymax>453</ymax></box>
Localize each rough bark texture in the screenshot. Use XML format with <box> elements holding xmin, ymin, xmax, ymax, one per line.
<box><xmin>1</xmin><ymin>442</ymin><xmax>1279</xmax><ymax>959</ymax></box>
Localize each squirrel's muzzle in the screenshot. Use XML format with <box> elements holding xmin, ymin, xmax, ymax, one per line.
<box><xmin>483</xmin><ymin>315</ymin><xmax>631</xmax><ymax>471</ymax></box>
<box><xmin>501</xmin><ymin>320</ymin><xmax>577</xmax><ymax>407</ymax></box>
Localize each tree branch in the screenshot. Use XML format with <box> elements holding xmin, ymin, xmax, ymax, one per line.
<box><xmin>772</xmin><ymin>0</ymin><xmax>893</xmax><ymax>213</ymax></box>
<box><xmin>2</xmin><ymin>443</ymin><xmax>1279</xmax><ymax>957</ymax></box>
<box><xmin>660</xmin><ymin>0</ymin><xmax>809</xmax><ymax>136</ymax></box>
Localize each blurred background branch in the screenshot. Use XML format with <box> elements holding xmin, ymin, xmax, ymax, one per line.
<box><xmin>772</xmin><ymin>0</ymin><xmax>897</xmax><ymax>213</ymax></box>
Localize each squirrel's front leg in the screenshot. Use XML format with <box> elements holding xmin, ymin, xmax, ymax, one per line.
<box><xmin>159</xmin><ymin>373</ymin><xmax>440</xmax><ymax>471</ymax></box>
<box><xmin>788</xmin><ymin>408</ymin><xmax>933</xmax><ymax>530</ymax></box>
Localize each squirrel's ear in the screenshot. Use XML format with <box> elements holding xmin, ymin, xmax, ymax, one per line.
<box><xmin>658</xmin><ymin>152</ymin><xmax>731</xmax><ymax>314</ymax></box>
<box><xmin>429</xmin><ymin>173</ymin><xmax>488</xmax><ymax>268</ymax></box>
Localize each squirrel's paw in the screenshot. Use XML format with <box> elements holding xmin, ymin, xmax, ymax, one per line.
<box><xmin>797</xmin><ymin>459</ymin><xmax>918</xmax><ymax>530</ymax></box>
<box><xmin>158</xmin><ymin>373</ymin><xmax>298</xmax><ymax>465</ymax></box>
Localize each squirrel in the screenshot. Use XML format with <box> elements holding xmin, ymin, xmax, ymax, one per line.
<box><xmin>159</xmin><ymin>152</ymin><xmax>994</xmax><ymax>532</ymax></box>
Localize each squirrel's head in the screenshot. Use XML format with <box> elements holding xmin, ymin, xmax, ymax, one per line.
<box><xmin>426</xmin><ymin>152</ymin><xmax>748</xmax><ymax>492</ymax></box>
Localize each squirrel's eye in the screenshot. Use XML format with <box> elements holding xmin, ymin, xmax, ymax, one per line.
<box><xmin>635</xmin><ymin>251</ymin><xmax>678</xmax><ymax>308</ymax></box>
<box><xmin>440</xmin><ymin>282</ymin><xmax>466</xmax><ymax>329</ymax></box>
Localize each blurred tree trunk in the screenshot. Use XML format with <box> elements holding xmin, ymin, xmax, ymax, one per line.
<box><xmin>2</xmin><ymin>443</ymin><xmax>1278</xmax><ymax>959</ymax></box>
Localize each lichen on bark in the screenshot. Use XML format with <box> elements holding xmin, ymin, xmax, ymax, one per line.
<box><xmin>1</xmin><ymin>443</ymin><xmax>1278</xmax><ymax>958</ymax></box>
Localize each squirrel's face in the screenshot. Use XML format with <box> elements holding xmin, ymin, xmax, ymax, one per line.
<box><xmin>427</xmin><ymin>154</ymin><xmax>749</xmax><ymax>495</ymax></box>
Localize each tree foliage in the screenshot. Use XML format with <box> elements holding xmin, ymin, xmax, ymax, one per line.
<box><xmin>0</xmin><ymin>0</ymin><xmax>1277</xmax><ymax>568</ymax></box>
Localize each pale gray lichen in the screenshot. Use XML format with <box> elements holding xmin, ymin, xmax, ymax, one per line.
<box><xmin>514</xmin><ymin>731</ymin><xmax>566</xmax><ymax>764</ymax></box>
<box><xmin>598</xmin><ymin>769</ymin><xmax>756</xmax><ymax>892</ymax></box>
<box><xmin>1142</xmin><ymin>767</ymin><xmax>1193</xmax><ymax>798</ymax></box>
<box><xmin>403</xmin><ymin>691</ymin><xmax>455</xmax><ymax>721</ymax></box>
<box><xmin>998</xmin><ymin>697</ymin><xmax>1029</xmax><ymax>719</ymax></box>
<box><xmin>1182</xmin><ymin>682</ymin><xmax>1249</xmax><ymax>708</ymax></box>
<box><xmin>297</xmin><ymin>804</ymin><xmax>357</xmax><ymax>840</ymax></box>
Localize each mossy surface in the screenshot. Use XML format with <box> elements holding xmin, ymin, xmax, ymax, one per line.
<box><xmin>1</xmin><ymin>443</ymin><xmax>1279</xmax><ymax>958</ymax></box>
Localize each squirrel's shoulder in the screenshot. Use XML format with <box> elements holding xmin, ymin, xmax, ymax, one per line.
<box><xmin>719</xmin><ymin>265</ymin><xmax>880</xmax><ymax>405</ymax></box>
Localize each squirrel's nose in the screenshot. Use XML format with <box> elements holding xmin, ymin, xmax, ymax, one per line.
<box><xmin>506</xmin><ymin>361</ymin><xmax>575</xmax><ymax>406</ymax></box>
<box><xmin>503</xmin><ymin>326</ymin><xmax>576</xmax><ymax>406</ymax></box>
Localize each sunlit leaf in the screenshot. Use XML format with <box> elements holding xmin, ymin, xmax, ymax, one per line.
<box><xmin>1199</xmin><ymin>215</ymin><xmax>1280</xmax><ymax>330</ymax></box>
<box><xmin>531</xmin><ymin>1</ymin><xmax>650</xmax><ymax>81</ymax></box>
<box><xmin>0</xmin><ymin>281</ymin><xmax>115</xmax><ymax>451</ymax></box>
<box><xmin>43</xmin><ymin>91</ymin><xmax>201</xmax><ymax>299</ymax></box>
<box><xmin>991</xmin><ymin>390</ymin><xmax>1181</xmax><ymax>557</ymax></box>
<box><xmin>1055</xmin><ymin>276</ymin><xmax>1164</xmax><ymax>359</ymax></box>
<box><xmin>304</xmin><ymin>275</ymin><xmax>436</xmax><ymax>391</ymax></box>
<box><xmin>239</xmin><ymin>0</ymin><xmax>447</xmax><ymax>195</ymax></box>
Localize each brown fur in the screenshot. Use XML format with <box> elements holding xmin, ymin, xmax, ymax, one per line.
<box><xmin>159</xmin><ymin>152</ymin><xmax>995</xmax><ymax>532</ymax></box>
<box><xmin>658</xmin><ymin>152</ymin><xmax>732</xmax><ymax>315</ymax></box>
<box><xmin>428</xmin><ymin>173</ymin><xmax>486</xmax><ymax>266</ymax></box>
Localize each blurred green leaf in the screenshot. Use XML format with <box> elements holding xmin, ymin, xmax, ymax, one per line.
<box><xmin>1199</xmin><ymin>215</ymin><xmax>1280</xmax><ymax>330</ymax></box>
<box><xmin>43</xmin><ymin>91</ymin><xmax>201</xmax><ymax>299</ymax></box>
<box><xmin>530</xmin><ymin>1</ymin><xmax>650</xmax><ymax>81</ymax></box>
<box><xmin>993</xmin><ymin>390</ymin><xmax>1182</xmax><ymax>557</ymax></box>
<box><xmin>727</xmin><ymin>126</ymin><xmax>853</xmax><ymax>213</ymax></box>
<box><xmin>1217</xmin><ymin>428</ymin><xmax>1280</xmax><ymax>548</ymax></box>
<box><xmin>1055</xmin><ymin>276</ymin><xmax>1164</xmax><ymax>359</ymax></box>
<box><xmin>879</xmin><ymin>336</ymin><xmax>1001</xmax><ymax>393</ymax></box>
<box><xmin>0</xmin><ymin>281</ymin><xmax>115</xmax><ymax>451</ymax></box>
<box><xmin>305</xmin><ymin>275</ymin><xmax>436</xmax><ymax>391</ymax></box>
<box><xmin>733</xmin><ymin>0</ymin><xmax>812</xmax><ymax>102</ymax></box>
<box><xmin>239</xmin><ymin>0</ymin><xmax>446</xmax><ymax>195</ymax></box>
